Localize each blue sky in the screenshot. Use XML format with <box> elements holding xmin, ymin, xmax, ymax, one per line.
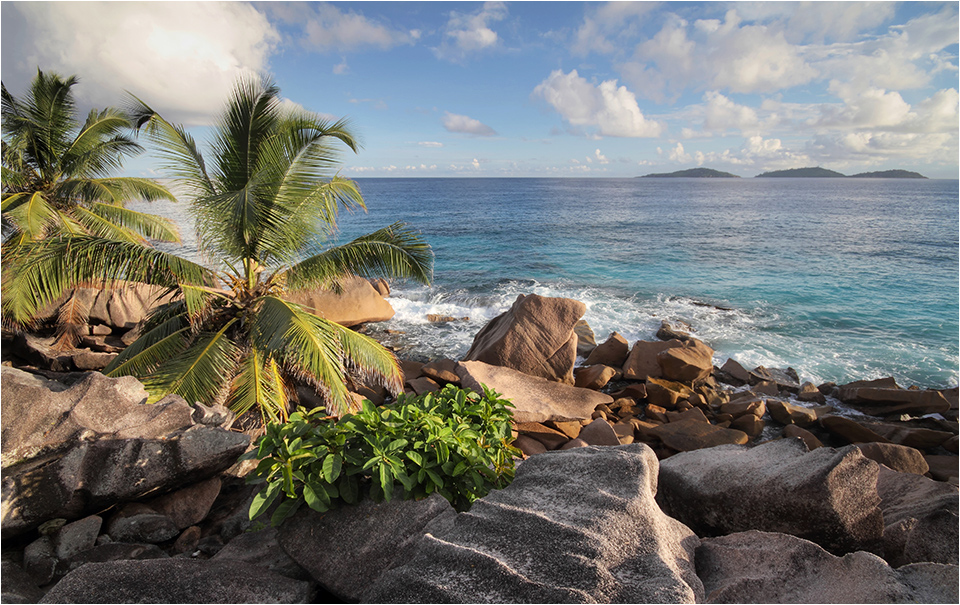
<box><xmin>3</xmin><ymin>1</ymin><xmax>958</xmax><ymax>178</ymax></box>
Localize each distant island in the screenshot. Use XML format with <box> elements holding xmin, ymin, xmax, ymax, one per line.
<box><xmin>848</xmin><ymin>169</ymin><xmax>927</xmax><ymax>179</ymax></box>
<box><xmin>755</xmin><ymin>166</ymin><xmax>927</xmax><ymax>178</ymax></box>
<box><xmin>756</xmin><ymin>167</ymin><xmax>845</xmax><ymax>178</ymax></box>
<box><xmin>640</xmin><ymin>168</ymin><xmax>741</xmax><ymax>178</ymax></box>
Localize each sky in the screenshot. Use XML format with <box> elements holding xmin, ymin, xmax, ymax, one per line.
<box><xmin>2</xmin><ymin>1</ymin><xmax>958</xmax><ymax>178</ymax></box>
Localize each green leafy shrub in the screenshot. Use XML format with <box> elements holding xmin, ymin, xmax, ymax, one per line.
<box><xmin>242</xmin><ymin>383</ymin><xmax>520</xmax><ymax>526</ymax></box>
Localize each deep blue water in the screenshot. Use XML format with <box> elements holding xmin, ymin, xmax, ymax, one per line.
<box><xmin>133</xmin><ymin>177</ymin><xmax>960</xmax><ymax>391</ymax></box>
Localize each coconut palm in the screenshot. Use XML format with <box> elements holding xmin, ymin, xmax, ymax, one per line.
<box><xmin>2</xmin><ymin>69</ymin><xmax>179</xmax><ymax>247</ymax></box>
<box><xmin>5</xmin><ymin>75</ymin><xmax>433</xmax><ymax>425</ymax></box>
<box><xmin>2</xmin><ymin>69</ymin><xmax>180</xmax><ymax>347</ymax></box>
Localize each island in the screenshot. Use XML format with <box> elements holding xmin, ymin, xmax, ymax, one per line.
<box><xmin>755</xmin><ymin>167</ymin><xmax>846</xmax><ymax>178</ymax></box>
<box><xmin>640</xmin><ymin>167</ymin><xmax>741</xmax><ymax>178</ymax></box>
<box><xmin>848</xmin><ymin>169</ymin><xmax>927</xmax><ymax>179</ymax></box>
<box><xmin>755</xmin><ymin>166</ymin><xmax>928</xmax><ymax>178</ymax></box>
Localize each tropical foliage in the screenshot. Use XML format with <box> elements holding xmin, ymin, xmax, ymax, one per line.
<box><xmin>3</xmin><ymin>75</ymin><xmax>432</xmax><ymax>424</ymax></box>
<box><xmin>244</xmin><ymin>384</ymin><xmax>519</xmax><ymax>525</ymax></box>
<box><xmin>1</xmin><ymin>69</ymin><xmax>178</xmax><ymax>247</ymax></box>
<box><xmin>1</xmin><ymin>69</ymin><xmax>180</xmax><ymax>348</ymax></box>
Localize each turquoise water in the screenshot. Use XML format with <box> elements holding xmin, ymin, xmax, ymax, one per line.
<box><xmin>133</xmin><ymin>177</ymin><xmax>959</xmax><ymax>390</ymax></box>
<box><xmin>337</xmin><ymin>178</ymin><xmax>959</xmax><ymax>390</ymax></box>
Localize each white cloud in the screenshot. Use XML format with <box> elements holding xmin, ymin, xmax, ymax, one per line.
<box><xmin>617</xmin><ymin>9</ymin><xmax>819</xmax><ymax>101</ymax></box>
<box><xmin>434</xmin><ymin>1</ymin><xmax>507</xmax><ymax>61</ymax></box>
<box><xmin>273</xmin><ymin>2</ymin><xmax>419</xmax><ymax>52</ymax></box>
<box><xmin>702</xmin><ymin>91</ymin><xmax>761</xmax><ymax>134</ymax></box>
<box><xmin>571</xmin><ymin>1</ymin><xmax>659</xmax><ymax>55</ymax></box>
<box><xmin>532</xmin><ymin>69</ymin><xmax>664</xmax><ymax>138</ymax></box>
<box><xmin>418</xmin><ymin>141</ymin><xmax>445</xmax><ymax>148</ymax></box>
<box><xmin>735</xmin><ymin>1</ymin><xmax>897</xmax><ymax>43</ymax></box>
<box><xmin>1</xmin><ymin>1</ymin><xmax>280</xmax><ymax>125</ymax></box>
<box><xmin>442</xmin><ymin>112</ymin><xmax>498</xmax><ymax>136</ymax></box>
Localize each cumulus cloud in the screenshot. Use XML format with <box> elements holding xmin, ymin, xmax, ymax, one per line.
<box><xmin>571</xmin><ymin>1</ymin><xmax>659</xmax><ymax>55</ymax></box>
<box><xmin>1</xmin><ymin>1</ymin><xmax>280</xmax><ymax>125</ymax></box>
<box><xmin>618</xmin><ymin>9</ymin><xmax>818</xmax><ymax>101</ymax></box>
<box><xmin>434</xmin><ymin>2</ymin><xmax>507</xmax><ymax>61</ymax></box>
<box><xmin>532</xmin><ymin>69</ymin><xmax>664</xmax><ymax>138</ymax></box>
<box><xmin>702</xmin><ymin>91</ymin><xmax>762</xmax><ymax>134</ymax></box>
<box><xmin>442</xmin><ymin>112</ymin><xmax>498</xmax><ymax>136</ymax></box>
<box><xmin>271</xmin><ymin>2</ymin><xmax>419</xmax><ymax>52</ymax></box>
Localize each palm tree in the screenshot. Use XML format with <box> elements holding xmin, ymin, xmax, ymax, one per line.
<box><xmin>2</xmin><ymin>69</ymin><xmax>181</xmax><ymax>347</ymax></box>
<box><xmin>2</xmin><ymin>69</ymin><xmax>179</xmax><ymax>247</ymax></box>
<box><xmin>3</xmin><ymin>75</ymin><xmax>433</xmax><ymax>425</ymax></box>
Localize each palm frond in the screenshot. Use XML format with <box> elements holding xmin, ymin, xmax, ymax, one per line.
<box><xmin>2</xmin><ymin>191</ymin><xmax>59</xmax><ymax>243</ymax></box>
<box><xmin>59</xmin><ymin>108</ymin><xmax>143</xmax><ymax>178</ymax></box>
<box><xmin>284</xmin><ymin>221</ymin><xmax>433</xmax><ymax>292</ymax></box>
<box><xmin>326</xmin><ymin>320</ymin><xmax>403</xmax><ymax>397</ymax></box>
<box><xmin>250</xmin><ymin>295</ymin><xmax>353</xmax><ymax>414</ymax></box>
<box><xmin>1</xmin><ymin>236</ymin><xmax>211</xmax><ymax>327</ymax></box>
<box><xmin>141</xmin><ymin>319</ymin><xmax>240</xmax><ymax>406</ymax></box>
<box><xmin>104</xmin><ymin>315</ymin><xmax>191</xmax><ymax>378</ymax></box>
<box><xmin>228</xmin><ymin>347</ymin><xmax>291</xmax><ymax>424</ymax></box>
<box><xmin>86</xmin><ymin>203</ymin><xmax>180</xmax><ymax>243</ymax></box>
<box><xmin>127</xmin><ymin>94</ymin><xmax>215</xmax><ymax>200</ymax></box>
<box><xmin>51</xmin><ymin>292</ymin><xmax>90</xmax><ymax>351</ymax></box>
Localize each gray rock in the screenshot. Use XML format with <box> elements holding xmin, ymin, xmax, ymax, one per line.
<box><xmin>53</xmin><ymin>515</ymin><xmax>102</xmax><ymax>560</ymax></box>
<box><xmin>456</xmin><ymin>360</ymin><xmax>612</xmax><ymax>424</ymax></box>
<box><xmin>146</xmin><ymin>477</ymin><xmax>222</xmax><ymax>530</ymax></box>
<box><xmin>364</xmin><ymin>444</ymin><xmax>704</xmax><ymax>604</ymax></box>
<box><xmin>876</xmin><ymin>466</ymin><xmax>959</xmax><ymax>566</ymax></box>
<box><xmin>1</xmin><ymin>560</ymin><xmax>45</xmax><ymax>604</ymax></box>
<box><xmin>105</xmin><ymin>504</ymin><xmax>180</xmax><ymax>544</ymax></box>
<box><xmin>38</xmin><ymin>559</ymin><xmax>315</xmax><ymax>604</ymax></box>
<box><xmin>657</xmin><ymin>438</ymin><xmax>884</xmax><ymax>555</ymax></box>
<box><xmin>3</xmin><ymin>426</ymin><xmax>249</xmax><ymax>536</ymax></box>
<box><xmin>697</xmin><ymin>530</ymin><xmax>958</xmax><ymax>604</ymax></box>
<box><xmin>278</xmin><ymin>493</ymin><xmax>456</xmax><ymax>601</ymax></box>
<box><xmin>213</xmin><ymin>527</ymin><xmax>309</xmax><ymax>581</ymax></box>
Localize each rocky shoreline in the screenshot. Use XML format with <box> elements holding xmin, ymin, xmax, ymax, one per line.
<box><xmin>1</xmin><ymin>286</ymin><xmax>957</xmax><ymax>603</ymax></box>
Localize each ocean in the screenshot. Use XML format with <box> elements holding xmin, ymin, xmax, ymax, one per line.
<box><xmin>133</xmin><ymin>177</ymin><xmax>960</xmax><ymax>391</ymax></box>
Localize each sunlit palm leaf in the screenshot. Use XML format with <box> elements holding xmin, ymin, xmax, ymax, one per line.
<box><xmin>128</xmin><ymin>95</ymin><xmax>215</xmax><ymax>200</ymax></box>
<box><xmin>228</xmin><ymin>347</ymin><xmax>290</xmax><ymax>424</ymax></box>
<box><xmin>86</xmin><ymin>203</ymin><xmax>180</xmax><ymax>243</ymax></box>
<box><xmin>284</xmin><ymin>222</ymin><xmax>433</xmax><ymax>292</ymax></box>
<box><xmin>326</xmin><ymin>320</ymin><xmax>404</xmax><ymax>396</ymax></box>
<box><xmin>251</xmin><ymin>295</ymin><xmax>353</xmax><ymax>414</ymax></box>
<box><xmin>142</xmin><ymin>319</ymin><xmax>240</xmax><ymax>405</ymax></box>
<box><xmin>1</xmin><ymin>236</ymin><xmax>211</xmax><ymax>326</ymax></box>
<box><xmin>104</xmin><ymin>315</ymin><xmax>191</xmax><ymax>378</ymax></box>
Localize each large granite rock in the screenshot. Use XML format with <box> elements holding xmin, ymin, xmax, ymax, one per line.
<box><xmin>876</xmin><ymin>466</ymin><xmax>959</xmax><ymax>567</ymax></box>
<box><xmin>456</xmin><ymin>360</ymin><xmax>613</xmax><ymax>424</ymax></box>
<box><xmin>277</xmin><ymin>494</ymin><xmax>457</xmax><ymax>601</ymax></box>
<box><xmin>37</xmin><ymin>282</ymin><xmax>178</xmax><ymax>331</ymax></box>
<box><xmin>285</xmin><ymin>275</ymin><xmax>396</xmax><ymax>327</ymax></box>
<box><xmin>1</xmin><ymin>367</ymin><xmax>249</xmax><ymax>537</ymax></box>
<box><xmin>656</xmin><ymin>338</ymin><xmax>715</xmax><ymax>383</ymax></box>
<box><xmin>697</xmin><ymin>530</ymin><xmax>958</xmax><ymax>604</ymax></box>
<box><xmin>462</xmin><ymin>293</ymin><xmax>586</xmax><ymax>384</ymax></box>
<box><xmin>38</xmin><ymin>559</ymin><xmax>316</xmax><ymax>603</ymax></box>
<box><xmin>364</xmin><ymin>444</ymin><xmax>704</xmax><ymax>604</ymax></box>
<box><xmin>621</xmin><ymin>340</ymin><xmax>683</xmax><ymax>381</ymax></box>
<box><xmin>838</xmin><ymin>378</ymin><xmax>952</xmax><ymax>416</ymax></box>
<box><xmin>656</xmin><ymin>438</ymin><xmax>884</xmax><ymax>555</ymax></box>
